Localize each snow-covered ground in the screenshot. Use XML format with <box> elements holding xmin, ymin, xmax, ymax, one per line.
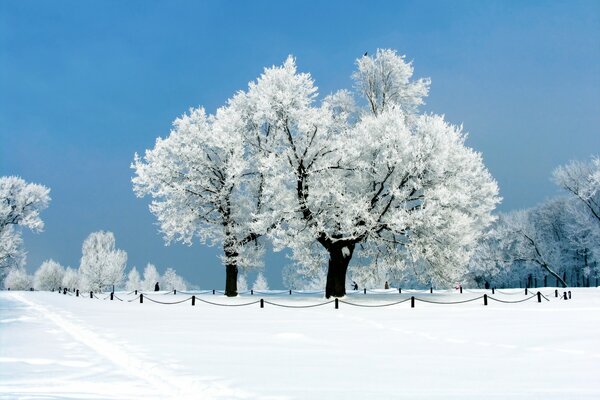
<box><xmin>1</xmin><ymin>288</ymin><xmax>599</xmax><ymax>399</ymax></box>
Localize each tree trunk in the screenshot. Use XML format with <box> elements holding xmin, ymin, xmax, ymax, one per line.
<box><xmin>225</xmin><ymin>264</ymin><xmax>238</xmax><ymax>297</ymax></box>
<box><xmin>325</xmin><ymin>243</ymin><xmax>355</xmax><ymax>298</ymax></box>
<box><xmin>541</xmin><ymin>263</ymin><xmax>567</xmax><ymax>288</ymax></box>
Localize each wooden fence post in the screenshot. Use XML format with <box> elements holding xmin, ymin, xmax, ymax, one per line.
<box><xmin>484</xmin><ymin>294</ymin><xmax>488</xmax><ymax>306</ymax></box>
<box><xmin>110</xmin><ymin>292</ymin><xmax>114</xmax><ymax>301</ymax></box>
<box><xmin>191</xmin><ymin>295</ymin><xmax>195</xmax><ymax>306</ymax></box>
<box><xmin>260</xmin><ymin>299</ymin><xmax>264</xmax><ymax>308</ymax></box>
<box><xmin>537</xmin><ymin>291</ymin><xmax>541</xmax><ymax>303</ymax></box>
<box><xmin>563</xmin><ymin>292</ymin><xmax>567</xmax><ymax>300</ymax></box>
<box><xmin>76</xmin><ymin>289</ymin><xmax>79</xmax><ymax>297</ymax></box>
<box><xmin>140</xmin><ymin>293</ymin><xmax>144</xmax><ymax>303</ymax></box>
<box><xmin>555</xmin><ymin>289</ymin><xmax>558</xmax><ymax>298</ymax></box>
<box><xmin>492</xmin><ymin>288</ymin><xmax>495</xmax><ymax>294</ymax></box>
<box><xmin>335</xmin><ymin>298</ymin><xmax>339</xmax><ymax>309</ymax></box>
<box><xmin>430</xmin><ymin>287</ymin><xmax>433</xmax><ymax>293</ymax></box>
<box><xmin>411</xmin><ymin>296</ymin><xmax>415</xmax><ymax>308</ymax></box>
<box><xmin>174</xmin><ymin>289</ymin><xmax>176</xmax><ymax>295</ymax></box>
<box><xmin>364</xmin><ymin>288</ymin><xmax>367</xmax><ymax>294</ymax></box>
<box><xmin>90</xmin><ymin>291</ymin><xmax>93</xmax><ymax>299</ymax></box>
<box><xmin>568</xmin><ymin>291</ymin><xmax>571</xmax><ymax>299</ymax></box>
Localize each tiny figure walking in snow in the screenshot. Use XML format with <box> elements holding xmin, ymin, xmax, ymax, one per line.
<box><xmin>154</xmin><ymin>282</ymin><xmax>160</xmax><ymax>291</ymax></box>
<box><xmin>352</xmin><ymin>281</ymin><xmax>358</xmax><ymax>291</ymax></box>
<box><xmin>384</xmin><ymin>281</ymin><xmax>389</xmax><ymax>290</ymax></box>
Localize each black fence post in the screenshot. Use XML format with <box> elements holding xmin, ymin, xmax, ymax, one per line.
<box><xmin>140</xmin><ymin>293</ymin><xmax>144</xmax><ymax>303</ymax></box>
<box><xmin>460</xmin><ymin>286</ymin><xmax>463</xmax><ymax>294</ymax></box>
<box><xmin>525</xmin><ymin>288</ymin><xmax>528</xmax><ymax>295</ymax></box>
<box><xmin>174</xmin><ymin>289</ymin><xmax>176</xmax><ymax>295</ymax></box>
<box><xmin>251</xmin><ymin>289</ymin><xmax>254</xmax><ymax>295</ymax></box>
<box><xmin>484</xmin><ymin>294</ymin><xmax>488</xmax><ymax>306</ymax></box>
<box><xmin>537</xmin><ymin>291</ymin><xmax>541</xmax><ymax>303</ymax></box>
<box><xmin>63</xmin><ymin>288</ymin><xmax>67</xmax><ymax>295</ymax></box>
<box><xmin>289</xmin><ymin>290</ymin><xmax>292</xmax><ymax>295</ymax></box>
<box><xmin>212</xmin><ymin>289</ymin><xmax>215</xmax><ymax>295</ymax></box>
<box><xmin>430</xmin><ymin>287</ymin><xmax>433</xmax><ymax>294</ymax></box>
<box><xmin>399</xmin><ymin>288</ymin><xmax>401</xmax><ymax>294</ymax></box>
<box><xmin>568</xmin><ymin>291</ymin><xmax>571</xmax><ymax>299</ymax></box>
<box><xmin>110</xmin><ymin>292</ymin><xmax>114</xmax><ymax>301</ymax></box>
<box><xmin>191</xmin><ymin>295</ymin><xmax>196</xmax><ymax>306</ymax></box>
<box><xmin>76</xmin><ymin>289</ymin><xmax>79</xmax><ymax>297</ymax></box>
<box><xmin>563</xmin><ymin>292</ymin><xmax>567</xmax><ymax>300</ymax></box>
<box><xmin>364</xmin><ymin>288</ymin><xmax>367</xmax><ymax>294</ymax></box>
<box><xmin>335</xmin><ymin>298</ymin><xmax>339</xmax><ymax>309</ymax></box>
<box><xmin>260</xmin><ymin>298</ymin><xmax>264</xmax><ymax>308</ymax></box>
<box><xmin>492</xmin><ymin>288</ymin><xmax>495</xmax><ymax>294</ymax></box>
<box><xmin>555</xmin><ymin>289</ymin><xmax>558</xmax><ymax>298</ymax></box>
<box><xmin>90</xmin><ymin>291</ymin><xmax>93</xmax><ymax>299</ymax></box>
<box><xmin>411</xmin><ymin>296</ymin><xmax>415</xmax><ymax>308</ymax></box>
<box><xmin>135</xmin><ymin>290</ymin><xmax>138</xmax><ymax>295</ymax></box>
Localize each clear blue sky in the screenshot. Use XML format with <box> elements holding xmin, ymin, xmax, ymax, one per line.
<box><xmin>1</xmin><ymin>0</ymin><xmax>599</xmax><ymax>288</ymax></box>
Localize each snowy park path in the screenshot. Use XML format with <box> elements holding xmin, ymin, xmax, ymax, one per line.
<box><xmin>0</xmin><ymin>292</ymin><xmax>251</xmax><ymax>400</ymax></box>
<box><xmin>2</xmin><ymin>289</ymin><xmax>600</xmax><ymax>399</ymax></box>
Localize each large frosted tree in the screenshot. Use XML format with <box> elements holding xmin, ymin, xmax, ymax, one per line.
<box><xmin>0</xmin><ymin>176</ymin><xmax>50</xmax><ymax>280</ymax></box>
<box><xmin>132</xmin><ymin>104</ymin><xmax>270</xmax><ymax>296</ymax></box>
<box><xmin>243</xmin><ymin>50</ymin><xmax>499</xmax><ymax>297</ymax></box>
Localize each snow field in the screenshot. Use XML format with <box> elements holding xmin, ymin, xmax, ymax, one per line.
<box><xmin>1</xmin><ymin>288</ymin><xmax>599</xmax><ymax>399</ymax></box>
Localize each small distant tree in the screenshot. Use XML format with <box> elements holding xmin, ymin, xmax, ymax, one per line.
<box><xmin>79</xmin><ymin>231</ymin><xmax>127</xmax><ymax>292</ymax></box>
<box><xmin>126</xmin><ymin>267</ymin><xmax>142</xmax><ymax>291</ymax></box>
<box><xmin>33</xmin><ymin>259</ymin><xmax>65</xmax><ymax>290</ymax></box>
<box><xmin>62</xmin><ymin>267</ymin><xmax>80</xmax><ymax>290</ymax></box>
<box><xmin>142</xmin><ymin>263</ymin><xmax>160</xmax><ymax>290</ymax></box>
<box><xmin>237</xmin><ymin>272</ymin><xmax>248</xmax><ymax>292</ymax></box>
<box><xmin>252</xmin><ymin>272</ymin><xmax>269</xmax><ymax>291</ymax></box>
<box><xmin>0</xmin><ymin>176</ymin><xmax>50</xmax><ymax>282</ymax></box>
<box><xmin>4</xmin><ymin>267</ymin><xmax>33</xmax><ymax>290</ymax></box>
<box><xmin>162</xmin><ymin>267</ymin><xmax>187</xmax><ymax>291</ymax></box>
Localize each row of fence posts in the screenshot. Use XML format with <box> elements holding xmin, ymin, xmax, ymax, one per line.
<box><xmin>55</xmin><ymin>287</ymin><xmax>572</xmax><ymax>306</ymax></box>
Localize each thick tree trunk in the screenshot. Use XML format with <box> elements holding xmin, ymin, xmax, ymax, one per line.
<box><xmin>325</xmin><ymin>243</ymin><xmax>355</xmax><ymax>298</ymax></box>
<box><xmin>225</xmin><ymin>264</ymin><xmax>238</xmax><ymax>297</ymax></box>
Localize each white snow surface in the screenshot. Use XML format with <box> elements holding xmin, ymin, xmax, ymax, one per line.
<box><xmin>1</xmin><ymin>288</ymin><xmax>599</xmax><ymax>399</ymax></box>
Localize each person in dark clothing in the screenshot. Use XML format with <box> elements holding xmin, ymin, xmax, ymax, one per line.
<box><xmin>384</xmin><ymin>281</ymin><xmax>389</xmax><ymax>290</ymax></box>
<box><xmin>154</xmin><ymin>282</ymin><xmax>160</xmax><ymax>291</ymax></box>
<box><xmin>352</xmin><ymin>281</ymin><xmax>358</xmax><ymax>291</ymax></box>
<box><xmin>484</xmin><ymin>281</ymin><xmax>490</xmax><ymax>290</ymax></box>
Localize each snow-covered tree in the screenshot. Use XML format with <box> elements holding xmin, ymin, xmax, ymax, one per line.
<box><xmin>62</xmin><ymin>267</ymin><xmax>79</xmax><ymax>290</ymax></box>
<box><xmin>0</xmin><ymin>176</ymin><xmax>50</xmax><ymax>281</ymax></box>
<box><xmin>79</xmin><ymin>231</ymin><xmax>127</xmax><ymax>292</ymax></box>
<box><xmin>237</xmin><ymin>272</ymin><xmax>248</xmax><ymax>292</ymax></box>
<box><xmin>554</xmin><ymin>156</ymin><xmax>600</xmax><ymax>224</ymax></box>
<box><xmin>33</xmin><ymin>259</ymin><xmax>65</xmax><ymax>291</ymax></box>
<box><xmin>162</xmin><ymin>267</ymin><xmax>187</xmax><ymax>291</ymax></box>
<box><xmin>132</xmin><ymin>103</ymin><xmax>270</xmax><ymax>296</ymax></box>
<box><xmin>3</xmin><ymin>267</ymin><xmax>32</xmax><ymax>290</ymax></box>
<box><xmin>0</xmin><ymin>226</ymin><xmax>26</xmax><ymax>281</ymax></box>
<box><xmin>243</xmin><ymin>51</ymin><xmax>499</xmax><ymax>297</ymax></box>
<box><xmin>141</xmin><ymin>263</ymin><xmax>160</xmax><ymax>291</ymax></box>
<box><xmin>252</xmin><ymin>272</ymin><xmax>269</xmax><ymax>291</ymax></box>
<box><xmin>126</xmin><ymin>266</ymin><xmax>142</xmax><ymax>291</ymax></box>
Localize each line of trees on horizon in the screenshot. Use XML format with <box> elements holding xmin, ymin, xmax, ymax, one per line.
<box><xmin>2</xmin><ymin>51</ymin><xmax>598</xmax><ymax>296</ymax></box>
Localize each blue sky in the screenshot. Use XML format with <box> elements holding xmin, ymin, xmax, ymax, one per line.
<box><xmin>1</xmin><ymin>0</ymin><xmax>599</xmax><ymax>288</ymax></box>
